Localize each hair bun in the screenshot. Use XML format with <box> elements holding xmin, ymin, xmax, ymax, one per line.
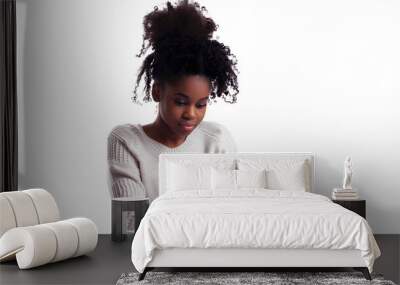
<box><xmin>142</xmin><ymin>1</ymin><xmax>218</xmax><ymax>53</ymax></box>
<box><xmin>133</xmin><ymin>0</ymin><xmax>239</xmax><ymax>105</ymax></box>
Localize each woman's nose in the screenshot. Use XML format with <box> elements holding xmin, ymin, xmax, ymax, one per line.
<box><xmin>182</xmin><ymin>105</ymin><xmax>196</xmax><ymax>119</ymax></box>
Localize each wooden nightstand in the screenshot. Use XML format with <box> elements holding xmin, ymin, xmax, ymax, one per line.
<box><xmin>111</xmin><ymin>197</ymin><xmax>149</xmax><ymax>242</ymax></box>
<box><xmin>332</xmin><ymin>199</ymin><xmax>366</xmax><ymax>219</ymax></box>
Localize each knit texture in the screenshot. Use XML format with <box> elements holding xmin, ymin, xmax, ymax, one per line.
<box><xmin>107</xmin><ymin>121</ymin><xmax>237</xmax><ymax>202</ymax></box>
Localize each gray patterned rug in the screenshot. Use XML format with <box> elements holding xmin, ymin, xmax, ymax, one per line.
<box><xmin>116</xmin><ymin>271</ymin><xmax>396</xmax><ymax>285</ymax></box>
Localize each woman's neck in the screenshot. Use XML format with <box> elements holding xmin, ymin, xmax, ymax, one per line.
<box><xmin>143</xmin><ymin>117</ymin><xmax>187</xmax><ymax>148</ymax></box>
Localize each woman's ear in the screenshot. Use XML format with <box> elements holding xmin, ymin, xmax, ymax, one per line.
<box><xmin>151</xmin><ymin>82</ymin><xmax>161</xmax><ymax>102</ymax></box>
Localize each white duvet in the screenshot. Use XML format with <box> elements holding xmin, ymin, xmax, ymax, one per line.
<box><xmin>131</xmin><ymin>189</ymin><xmax>381</xmax><ymax>273</ymax></box>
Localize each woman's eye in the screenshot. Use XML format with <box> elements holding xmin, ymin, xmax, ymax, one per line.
<box><xmin>196</xmin><ymin>104</ymin><xmax>207</xmax><ymax>108</ymax></box>
<box><xmin>174</xmin><ymin>100</ymin><xmax>186</xmax><ymax>106</ymax></box>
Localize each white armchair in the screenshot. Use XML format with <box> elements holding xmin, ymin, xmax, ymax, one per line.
<box><xmin>0</xmin><ymin>188</ymin><xmax>98</xmax><ymax>269</ymax></box>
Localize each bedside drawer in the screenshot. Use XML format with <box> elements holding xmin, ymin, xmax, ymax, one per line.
<box><xmin>332</xmin><ymin>200</ymin><xmax>366</xmax><ymax>219</ymax></box>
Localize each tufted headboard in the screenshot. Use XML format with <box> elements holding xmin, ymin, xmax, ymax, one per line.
<box><xmin>159</xmin><ymin>152</ymin><xmax>315</xmax><ymax>195</ymax></box>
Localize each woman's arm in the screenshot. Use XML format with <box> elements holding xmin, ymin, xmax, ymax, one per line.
<box><xmin>107</xmin><ymin>132</ymin><xmax>147</xmax><ymax>199</ymax></box>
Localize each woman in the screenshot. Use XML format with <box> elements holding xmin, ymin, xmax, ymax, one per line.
<box><xmin>108</xmin><ymin>0</ymin><xmax>239</xmax><ymax>202</ymax></box>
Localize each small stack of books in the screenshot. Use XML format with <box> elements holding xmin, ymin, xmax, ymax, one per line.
<box><xmin>332</xmin><ymin>188</ymin><xmax>359</xmax><ymax>200</ymax></box>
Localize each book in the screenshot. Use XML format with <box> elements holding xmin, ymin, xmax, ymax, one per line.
<box><xmin>332</xmin><ymin>192</ymin><xmax>358</xmax><ymax>197</ymax></box>
<box><xmin>332</xmin><ymin>196</ymin><xmax>359</xmax><ymax>200</ymax></box>
<box><xmin>332</xmin><ymin>193</ymin><xmax>359</xmax><ymax>200</ymax></box>
<box><xmin>122</xmin><ymin>210</ymin><xmax>136</xmax><ymax>234</ymax></box>
<box><xmin>333</xmin><ymin>188</ymin><xmax>358</xmax><ymax>193</ymax></box>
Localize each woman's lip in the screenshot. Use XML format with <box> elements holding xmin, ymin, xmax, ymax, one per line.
<box><xmin>179</xmin><ymin>123</ymin><xmax>195</xmax><ymax>130</ymax></box>
<box><xmin>179</xmin><ymin>122</ymin><xmax>196</xmax><ymax>126</ymax></box>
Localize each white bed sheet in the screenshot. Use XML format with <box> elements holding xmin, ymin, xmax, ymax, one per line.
<box><xmin>131</xmin><ymin>189</ymin><xmax>380</xmax><ymax>273</ymax></box>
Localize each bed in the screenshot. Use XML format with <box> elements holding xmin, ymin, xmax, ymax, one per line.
<box><xmin>130</xmin><ymin>152</ymin><xmax>381</xmax><ymax>281</ymax></box>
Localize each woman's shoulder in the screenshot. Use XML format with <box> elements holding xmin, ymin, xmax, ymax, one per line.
<box><xmin>196</xmin><ymin>120</ymin><xmax>232</xmax><ymax>140</ymax></box>
<box><xmin>196</xmin><ymin>120</ymin><xmax>237</xmax><ymax>152</ymax></box>
<box><xmin>108</xmin><ymin>123</ymin><xmax>142</xmax><ymax>144</ymax></box>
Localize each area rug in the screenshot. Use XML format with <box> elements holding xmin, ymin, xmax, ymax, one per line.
<box><xmin>116</xmin><ymin>271</ymin><xmax>396</xmax><ymax>285</ymax></box>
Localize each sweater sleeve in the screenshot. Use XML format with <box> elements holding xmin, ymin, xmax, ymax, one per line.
<box><xmin>107</xmin><ymin>132</ymin><xmax>147</xmax><ymax>199</ymax></box>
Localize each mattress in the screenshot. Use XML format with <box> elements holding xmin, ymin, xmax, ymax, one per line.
<box><xmin>131</xmin><ymin>189</ymin><xmax>381</xmax><ymax>273</ymax></box>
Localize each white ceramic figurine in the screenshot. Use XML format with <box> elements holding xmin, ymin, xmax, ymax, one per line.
<box><xmin>342</xmin><ymin>156</ymin><xmax>353</xmax><ymax>190</ymax></box>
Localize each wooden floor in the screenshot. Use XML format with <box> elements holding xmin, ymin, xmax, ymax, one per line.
<box><xmin>0</xmin><ymin>234</ymin><xmax>398</xmax><ymax>285</ymax></box>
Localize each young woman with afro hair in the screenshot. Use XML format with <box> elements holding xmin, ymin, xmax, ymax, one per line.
<box><xmin>108</xmin><ymin>0</ymin><xmax>239</xmax><ymax>202</ymax></box>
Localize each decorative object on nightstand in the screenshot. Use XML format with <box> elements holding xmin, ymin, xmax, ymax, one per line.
<box><xmin>332</xmin><ymin>156</ymin><xmax>359</xmax><ymax>200</ymax></box>
<box><xmin>111</xmin><ymin>197</ymin><xmax>149</xmax><ymax>242</ymax></box>
<box><xmin>332</xmin><ymin>199</ymin><xmax>366</xmax><ymax>219</ymax></box>
<box><xmin>342</xmin><ymin>156</ymin><xmax>353</xmax><ymax>190</ymax></box>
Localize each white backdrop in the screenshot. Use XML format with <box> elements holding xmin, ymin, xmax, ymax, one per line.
<box><xmin>16</xmin><ymin>0</ymin><xmax>400</xmax><ymax>234</ymax></box>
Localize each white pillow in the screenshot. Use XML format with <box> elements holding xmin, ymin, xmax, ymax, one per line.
<box><xmin>236</xmin><ymin>169</ymin><xmax>268</xmax><ymax>189</ymax></box>
<box><xmin>211</xmin><ymin>168</ymin><xmax>237</xmax><ymax>190</ymax></box>
<box><xmin>167</xmin><ymin>162</ymin><xmax>212</xmax><ymax>192</ymax></box>
<box><xmin>211</xmin><ymin>168</ymin><xmax>268</xmax><ymax>190</ymax></box>
<box><xmin>237</xmin><ymin>159</ymin><xmax>310</xmax><ymax>191</ymax></box>
<box><xmin>266</xmin><ymin>164</ymin><xmax>306</xmax><ymax>191</ymax></box>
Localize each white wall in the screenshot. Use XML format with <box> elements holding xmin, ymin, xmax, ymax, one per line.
<box><xmin>16</xmin><ymin>0</ymin><xmax>400</xmax><ymax>234</ymax></box>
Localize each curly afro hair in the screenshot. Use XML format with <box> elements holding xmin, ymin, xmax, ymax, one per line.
<box><xmin>132</xmin><ymin>0</ymin><xmax>239</xmax><ymax>105</ymax></box>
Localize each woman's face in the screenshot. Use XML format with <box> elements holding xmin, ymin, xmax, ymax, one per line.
<box><xmin>153</xmin><ymin>75</ymin><xmax>210</xmax><ymax>137</ymax></box>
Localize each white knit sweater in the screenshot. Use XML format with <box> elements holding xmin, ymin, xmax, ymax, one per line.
<box><xmin>107</xmin><ymin>121</ymin><xmax>237</xmax><ymax>202</ymax></box>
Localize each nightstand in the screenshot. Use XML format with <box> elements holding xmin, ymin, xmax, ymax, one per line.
<box><xmin>111</xmin><ymin>197</ymin><xmax>149</xmax><ymax>242</ymax></box>
<box><xmin>332</xmin><ymin>199</ymin><xmax>366</xmax><ymax>219</ymax></box>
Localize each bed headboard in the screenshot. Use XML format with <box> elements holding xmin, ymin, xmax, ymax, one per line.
<box><xmin>158</xmin><ymin>152</ymin><xmax>315</xmax><ymax>195</ymax></box>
